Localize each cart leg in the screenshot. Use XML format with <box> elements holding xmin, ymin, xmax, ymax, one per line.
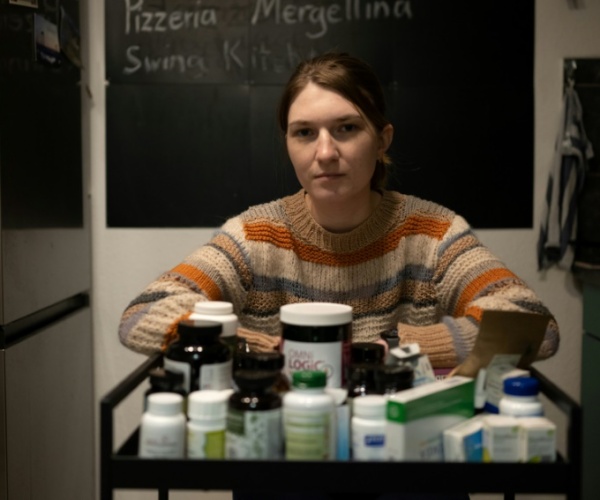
<box><xmin>158</xmin><ymin>487</ymin><xmax>169</xmax><ymax>500</ymax></box>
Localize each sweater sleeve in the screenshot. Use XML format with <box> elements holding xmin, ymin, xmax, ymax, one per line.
<box><xmin>398</xmin><ymin>215</ymin><xmax>560</xmax><ymax>368</ymax></box>
<box><xmin>118</xmin><ymin>223</ymin><xmax>252</xmax><ymax>355</ymax></box>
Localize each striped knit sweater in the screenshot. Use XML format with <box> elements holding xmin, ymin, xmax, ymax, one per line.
<box><xmin>119</xmin><ymin>189</ymin><xmax>559</xmax><ymax>368</ymax></box>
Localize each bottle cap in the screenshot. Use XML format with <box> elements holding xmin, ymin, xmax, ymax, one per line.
<box><xmin>192</xmin><ymin>301</ymin><xmax>238</xmax><ymax>338</ymax></box>
<box><xmin>352</xmin><ymin>395</ymin><xmax>387</xmax><ymax>419</ymax></box>
<box><xmin>187</xmin><ymin>390</ymin><xmax>230</xmax><ymax>420</ymax></box>
<box><xmin>280</xmin><ymin>302</ymin><xmax>352</xmax><ymax>326</ymax></box>
<box><xmin>292</xmin><ymin>370</ymin><xmax>327</xmax><ymax>389</ymax></box>
<box><xmin>194</xmin><ymin>301</ymin><xmax>234</xmax><ymax>315</ymax></box>
<box><xmin>235</xmin><ymin>351</ymin><xmax>285</xmax><ymax>371</ymax></box>
<box><xmin>350</xmin><ymin>342</ymin><xmax>385</xmax><ymax>365</ymax></box>
<box><xmin>374</xmin><ymin>364</ymin><xmax>414</xmax><ymax>391</ymax></box>
<box><xmin>503</xmin><ymin>376</ymin><xmax>540</xmax><ymax>396</ymax></box>
<box><xmin>148</xmin><ymin>367</ymin><xmax>185</xmax><ymax>391</ymax></box>
<box><xmin>147</xmin><ymin>392</ymin><xmax>184</xmax><ymax>416</ymax></box>
<box><xmin>177</xmin><ymin>318</ymin><xmax>222</xmax><ymax>337</ymax></box>
<box><xmin>233</xmin><ymin>370</ymin><xmax>280</xmax><ymax>391</ymax></box>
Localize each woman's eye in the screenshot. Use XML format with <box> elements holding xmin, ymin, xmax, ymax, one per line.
<box><xmin>293</xmin><ymin>128</ymin><xmax>313</xmax><ymax>138</ymax></box>
<box><xmin>339</xmin><ymin>123</ymin><xmax>357</xmax><ymax>133</ymax></box>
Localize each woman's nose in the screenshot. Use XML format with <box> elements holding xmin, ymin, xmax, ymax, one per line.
<box><xmin>315</xmin><ymin>131</ymin><xmax>339</xmax><ymax>161</ymax></box>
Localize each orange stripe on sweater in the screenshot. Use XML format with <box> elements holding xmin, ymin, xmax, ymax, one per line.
<box><xmin>171</xmin><ymin>263</ymin><xmax>222</xmax><ymax>300</ymax></box>
<box><xmin>161</xmin><ymin>312</ymin><xmax>191</xmax><ymax>351</ymax></box>
<box><xmin>244</xmin><ymin>215</ymin><xmax>451</xmax><ymax>266</ymax></box>
<box><xmin>465</xmin><ymin>305</ymin><xmax>484</xmax><ymax>323</ymax></box>
<box><xmin>455</xmin><ymin>268</ymin><xmax>517</xmax><ymax>315</ymax></box>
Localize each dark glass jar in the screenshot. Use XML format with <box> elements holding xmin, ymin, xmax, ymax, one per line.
<box><xmin>164</xmin><ymin>319</ymin><xmax>232</xmax><ymax>392</ymax></box>
<box><xmin>143</xmin><ymin>367</ymin><xmax>187</xmax><ymax>411</ymax></box>
<box><xmin>346</xmin><ymin>342</ymin><xmax>385</xmax><ymax>399</ymax></box>
<box><xmin>226</xmin><ymin>370</ymin><xmax>283</xmax><ymax>459</ymax></box>
<box><xmin>374</xmin><ymin>364</ymin><xmax>414</xmax><ymax>396</ymax></box>
<box><xmin>234</xmin><ymin>351</ymin><xmax>291</xmax><ymax>394</ymax></box>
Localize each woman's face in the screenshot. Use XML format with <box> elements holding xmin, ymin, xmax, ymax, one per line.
<box><xmin>286</xmin><ymin>82</ymin><xmax>392</xmax><ymax>206</ymax></box>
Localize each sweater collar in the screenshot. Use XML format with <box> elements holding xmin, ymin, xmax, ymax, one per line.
<box><xmin>284</xmin><ymin>189</ymin><xmax>404</xmax><ymax>251</ymax></box>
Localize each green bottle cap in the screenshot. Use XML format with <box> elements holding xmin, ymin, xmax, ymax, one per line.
<box><xmin>292</xmin><ymin>370</ymin><xmax>327</xmax><ymax>389</ymax></box>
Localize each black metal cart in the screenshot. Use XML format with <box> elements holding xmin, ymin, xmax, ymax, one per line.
<box><xmin>100</xmin><ymin>353</ymin><xmax>582</xmax><ymax>500</ymax></box>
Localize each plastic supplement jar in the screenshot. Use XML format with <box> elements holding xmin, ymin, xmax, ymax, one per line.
<box><xmin>283</xmin><ymin>370</ymin><xmax>337</xmax><ymax>460</ymax></box>
<box><xmin>164</xmin><ymin>319</ymin><xmax>232</xmax><ymax>392</ymax></box>
<box><xmin>499</xmin><ymin>376</ymin><xmax>544</xmax><ymax>417</ymax></box>
<box><xmin>280</xmin><ymin>302</ymin><xmax>352</xmax><ymax>388</ymax></box>
<box><xmin>186</xmin><ymin>390</ymin><xmax>231</xmax><ymax>459</ymax></box>
<box><xmin>351</xmin><ymin>394</ymin><xmax>387</xmax><ymax>461</ymax></box>
<box><xmin>190</xmin><ymin>301</ymin><xmax>241</xmax><ymax>355</ymax></box>
<box><xmin>139</xmin><ymin>393</ymin><xmax>186</xmax><ymax>458</ymax></box>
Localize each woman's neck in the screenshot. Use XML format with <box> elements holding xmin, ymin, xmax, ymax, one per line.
<box><xmin>304</xmin><ymin>190</ymin><xmax>382</xmax><ymax>233</ymax></box>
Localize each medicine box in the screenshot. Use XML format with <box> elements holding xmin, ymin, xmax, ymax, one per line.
<box><xmin>518</xmin><ymin>417</ymin><xmax>556</xmax><ymax>462</ymax></box>
<box><xmin>443</xmin><ymin>413</ymin><xmax>486</xmax><ymax>462</ymax></box>
<box><xmin>386</xmin><ymin>376</ymin><xmax>475</xmax><ymax>461</ymax></box>
<box><xmin>483</xmin><ymin>414</ymin><xmax>520</xmax><ymax>462</ymax></box>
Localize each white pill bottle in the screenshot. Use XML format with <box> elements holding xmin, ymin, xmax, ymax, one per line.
<box><xmin>351</xmin><ymin>394</ymin><xmax>387</xmax><ymax>461</ymax></box>
<box><xmin>139</xmin><ymin>392</ymin><xmax>186</xmax><ymax>458</ymax></box>
<box><xmin>499</xmin><ymin>376</ymin><xmax>544</xmax><ymax>417</ymax></box>
<box><xmin>283</xmin><ymin>370</ymin><xmax>337</xmax><ymax>460</ymax></box>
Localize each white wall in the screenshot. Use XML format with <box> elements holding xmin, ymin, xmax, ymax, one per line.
<box><xmin>85</xmin><ymin>1</ymin><xmax>600</xmax><ymax>499</ymax></box>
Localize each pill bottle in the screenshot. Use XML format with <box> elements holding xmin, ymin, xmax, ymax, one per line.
<box><xmin>374</xmin><ymin>364</ymin><xmax>414</xmax><ymax>397</ymax></box>
<box><xmin>190</xmin><ymin>301</ymin><xmax>243</xmax><ymax>356</ymax></box>
<box><xmin>499</xmin><ymin>376</ymin><xmax>544</xmax><ymax>417</ymax></box>
<box><xmin>379</xmin><ymin>329</ymin><xmax>400</xmax><ymax>365</ymax></box>
<box><xmin>139</xmin><ymin>392</ymin><xmax>186</xmax><ymax>459</ymax></box>
<box><xmin>226</xmin><ymin>370</ymin><xmax>283</xmax><ymax>459</ymax></box>
<box><xmin>347</xmin><ymin>342</ymin><xmax>385</xmax><ymax>400</ymax></box>
<box><xmin>280</xmin><ymin>302</ymin><xmax>352</xmax><ymax>388</ymax></box>
<box><xmin>143</xmin><ymin>367</ymin><xmax>187</xmax><ymax>412</ymax></box>
<box><xmin>283</xmin><ymin>370</ymin><xmax>337</xmax><ymax>460</ymax></box>
<box><xmin>351</xmin><ymin>394</ymin><xmax>387</xmax><ymax>461</ymax></box>
<box><xmin>234</xmin><ymin>351</ymin><xmax>291</xmax><ymax>395</ymax></box>
<box><xmin>186</xmin><ymin>390</ymin><xmax>231</xmax><ymax>459</ymax></box>
<box><xmin>164</xmin><ymin>319</ymin><xmax>232</xmax><ymax>392</ymax></box>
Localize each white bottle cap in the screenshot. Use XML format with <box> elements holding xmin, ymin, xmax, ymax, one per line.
<box><xmin>147</xmin><ymin>392</ymin><xmax>184</xmax><ymax>416</ymax></box>
<box><xmin>188</xmin><ymin>390</ymin><xmax>230</xmax><ymax>420</ymax></box>
<box><xmin>191</xmin><ymin>301</ymin><xmax>238</xmax><ymax>338</ymax></box>
<box><xmin>280</xmin><ymin>302</ymin><xmax>352</xmax><ymax>326</ymax></box>
<box><xmin>352</xmin><ymin>395</ymin><xmax>387</xmax><ymax>419</ymax></box>
<box><xmin>194</xmin><ymin>301</ymin><xmax>234</xmax><ymax>315</ymax></box>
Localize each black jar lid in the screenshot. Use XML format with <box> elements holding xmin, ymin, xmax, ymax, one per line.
<box><xmin>350</xmin><ymin>342</ymin><xmax>385</xmax><ymax>365</ymax></box>
<box><xmin>233</xmin><ymin>369</ymin><xmax>280</xmax><ymax>391</ymax></box>
<box><xmin>375</xmin><ymin>364</ymin><xmax>414</xmax><ymax>390</ymax></box>
<box><xmin>149</xmin><ymin>367</ymin><xmax>185</xmax><ymax>390</ymax></box>
<box><xmin>235</xmin><ymin>351</ymin><xmax>285</xmax><ymax>371</ymax></box>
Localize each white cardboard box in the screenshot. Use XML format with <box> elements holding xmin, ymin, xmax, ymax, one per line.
<box><xmin>386</xmin><ymin>376</ymin><xmax>475</xmax><ymax>461</ymax></box>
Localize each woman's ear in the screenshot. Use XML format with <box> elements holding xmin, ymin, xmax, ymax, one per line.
<box><xmin>379</xmin><ymin>124</ymin><xmax>394</xmax><ymax>154</ymax></box>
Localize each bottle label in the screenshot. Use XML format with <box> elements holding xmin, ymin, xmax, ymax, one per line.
<box><xmin>226</xmin><ymin>408</ymin><xmax>283</xmax><ymax>459</ymax></box>
<box><xmin>139</xmin><ymin>419</ymin><xmax>185</xmax><ymax>458</ymax></box>
<box><xmin>163</xmin><ymin>358</ymin><xmax>192</xmax><ymax>392</ymax></box>
<box><xmin>284</xmin><ymin>409</ymin><xmax>333</xmax><ymax>460</ymax></box>
<box><xmin>199</xmin><ymin>360</ymin><xmax>232</xmax><ymax>390</ymax></box>
<box><xmin>187</xmin><ymin>427</ymin><xmax>225</xmax><ymax>459</ymax></box>
<box><xmin>282</xmin><ymin>339</ymin><xmax>342</xmax><ymax>388</ymax></box>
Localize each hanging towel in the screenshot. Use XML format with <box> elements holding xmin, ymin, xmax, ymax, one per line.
<box><xmin>537</xmin><ymin>85</ymin><xmax>594</xmax><ymax>271</ymax></box>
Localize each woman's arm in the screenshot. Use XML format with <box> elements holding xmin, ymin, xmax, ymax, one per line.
<box><xmin>397</xmin><ymin>215</ymin><xmax>560</xmax><ymax>368</ymax></box>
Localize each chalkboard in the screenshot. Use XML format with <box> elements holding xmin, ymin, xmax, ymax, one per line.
<box><xmin>106</xmin><ymin>0</ymin><xmax>534</xmax><ymax>228</ymax></box>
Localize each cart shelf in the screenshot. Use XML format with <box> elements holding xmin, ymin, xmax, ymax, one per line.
<box><xmin>101</xmin><ymin>353</ymin><xmax>582</xmax><ymax>500</ymax></box>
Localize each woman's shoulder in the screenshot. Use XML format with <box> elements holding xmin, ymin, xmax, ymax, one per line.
<box><xmin>385</xmin><ymin>190</ymin><xmax>457</xmax><ymax>220</ymax></box>
<box><xmin>221</xmin><ymin>191</ymin><xmax>300</xmax><ymax>228</ymax></box>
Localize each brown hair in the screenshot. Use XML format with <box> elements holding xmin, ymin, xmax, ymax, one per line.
<box><xmin>277</xmin><ymin>52</ymin><xmax>392</xmax><ymax>190</ymax></box>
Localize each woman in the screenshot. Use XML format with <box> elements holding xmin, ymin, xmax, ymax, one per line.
<box><xmin>119</xmin><ymin>52</ymin><xmax>559</xmax><ymax>372</ymax></box>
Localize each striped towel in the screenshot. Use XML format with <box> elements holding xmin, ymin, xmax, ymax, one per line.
<box><xmin>537</xmin><ymin>85</ymin><xmax>594</xmax><ymax>271</ymax></box>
